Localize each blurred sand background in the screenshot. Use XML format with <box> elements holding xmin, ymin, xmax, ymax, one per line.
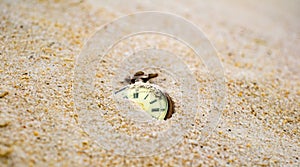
<box><xmin>0</xmin><ymin>0</ymin><xmax>299</xmax><ymax>166</ymax></box>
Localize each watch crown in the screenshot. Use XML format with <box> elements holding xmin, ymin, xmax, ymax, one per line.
<box><xmin>129</xmin><ymin>71</ymin><xmax>158</xmax><ymax>84</ymax></box>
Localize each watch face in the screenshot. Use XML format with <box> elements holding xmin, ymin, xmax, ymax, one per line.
<box><xmin>115</xmin><ymin>83</ymin><xmax>169</xmax><ymax>120</ymax></box>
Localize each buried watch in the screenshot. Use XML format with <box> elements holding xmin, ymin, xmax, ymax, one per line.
<box><xmin>115</xmin><ymin>71</ymin><xmax>174</xmax><ymax>120</ymax></box>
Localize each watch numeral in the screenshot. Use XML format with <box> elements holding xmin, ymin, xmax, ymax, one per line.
<box><xmin>133</xmin><ymin>93</ymin><xmax>139</xmax><ymax>98</ymax></box>
<box><xmin>150</xmin><ymin>99</ymin><xmax>157</xmax><ymax>104</ymax></box>
<box><xmin>152</xmin><ymin>108</ymin><xmax>159</xmax><ymax>112</ymax></box>
<box><xmin>144</xmin><ymin>94</ymin><xmax>149</xmax><ymax>100</ymax></box>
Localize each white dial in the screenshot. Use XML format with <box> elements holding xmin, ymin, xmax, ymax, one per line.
<box><xmin>115</xmin><ymin>83</ymin><xmax>169</xmax><ymax>120</ymax></box>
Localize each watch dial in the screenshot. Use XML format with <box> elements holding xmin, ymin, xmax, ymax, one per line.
<box><xmin>115</xmin><ymin>83</ymin><xmax>169</xmax><ymax>120</ymax></box>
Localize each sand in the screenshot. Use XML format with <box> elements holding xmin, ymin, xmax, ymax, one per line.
<box><xmin>0</xmin><ymin>0</ymin><xmax>299</xmax><ymax>166</ymax></box>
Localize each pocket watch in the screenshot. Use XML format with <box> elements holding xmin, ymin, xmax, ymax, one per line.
<box><xmin>115</xmin><ymin>71</ymin><xmax>174</xmax><ymax>120</ymax></box>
